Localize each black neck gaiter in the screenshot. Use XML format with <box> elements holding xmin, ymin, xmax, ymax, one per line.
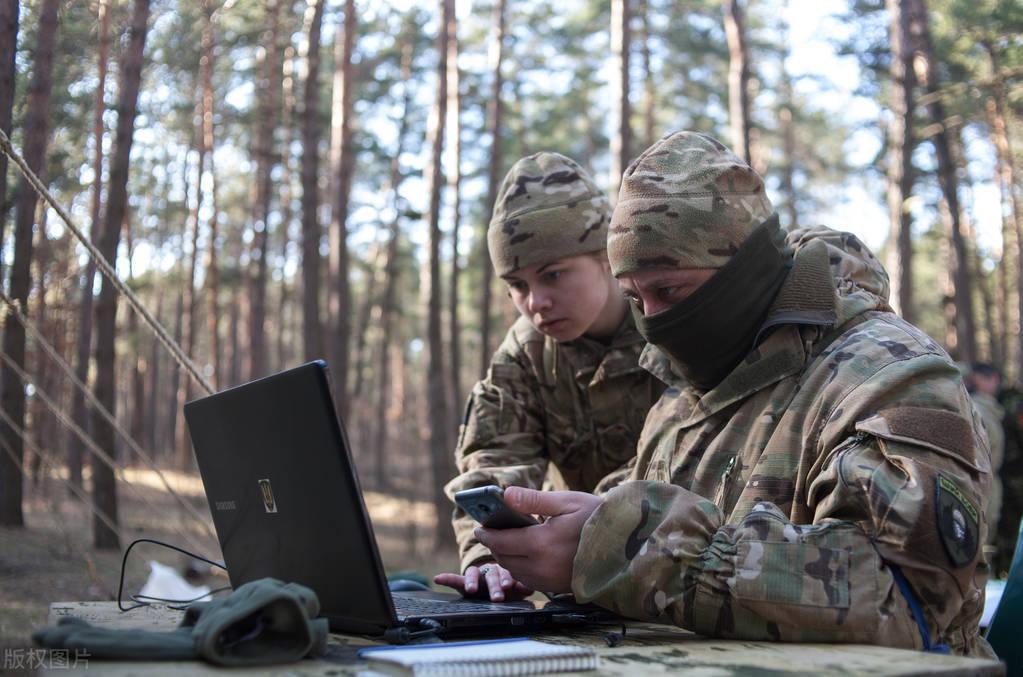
<box><xmin>633</xmin><ymin>214</ymin><xmax>792</xmax><ymax>391</ymax></box>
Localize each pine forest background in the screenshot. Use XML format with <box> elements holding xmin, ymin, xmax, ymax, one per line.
<box><xmin>0</xmin><ymin>0</ymin><xmax>1022</xmax><ymax>579</ymax></box>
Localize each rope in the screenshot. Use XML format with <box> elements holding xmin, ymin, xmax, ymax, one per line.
<box><xmin>0</xmin><ymin>409</ymin><xmax>128</xmax><ymax>545</ymax></box>
<box><xmin>0</xmin><ymin>343</ymin><xmax>212</xmax><ymax>556</ymax></box>
<box><xmin>0</xmin><ymin>288</ymin><xmax>217</xmax><ymax>542</ymax></box>
<box><xmin>0</xmin><ymin>128</ymin><xmax>214</xmax><ymax>396</ymax></box>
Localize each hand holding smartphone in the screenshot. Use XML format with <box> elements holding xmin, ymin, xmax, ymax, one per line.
<box><xmin>454</xmin><ymin>486</ymin><xmax>538</xmax><ymax>529</ymax></box>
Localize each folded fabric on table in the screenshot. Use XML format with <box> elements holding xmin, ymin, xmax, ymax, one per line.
<box><xmin>32</xmin><ymin>578</ymin><xmax>329</xmax><ymax>666</ymax></box>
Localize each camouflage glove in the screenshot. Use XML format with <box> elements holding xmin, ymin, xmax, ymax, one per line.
<box><xmin>182</xmin><ymin>578</ymin><xmax>328</xmax><ymax>666</ymax></box>
<box><xmin>32</xmin><ymin>616</ymin><xmax>196</xmax><ymax>660</ymax></box>
<box><xmin>33</xmin><ymin>578</ymin><xmax>329</xmax><ymax>667</ymax></box>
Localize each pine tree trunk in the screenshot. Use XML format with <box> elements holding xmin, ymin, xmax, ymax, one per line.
<box><xmin>427</xmin><ymin>0</ymin><xmax>454</xmax><ymax>548</ymax></box>
<box><xmin>247</xmin><ymin>0</ymin><xmax>282</xmax><ymax>381</ymax></box>
<box><xmin>29</xmin><ymin>222</ymin><xmax>50</xmax><ymax>488</ymax></box>
<box><xmin>200</xmin><ymin>3</ymin><xmax>221</xmax><ymax>390</ymax></box>
<box><xmin>478</xmin><ymin>0</ymin><xmax>506</xmax><ymax>378</ymax></box>
<box><xmin>371</xmin><ymin>41</ymin><xmax>414</xmax><ymax>491</ymax></box>
<box><xmin>723</xmin><ymin>0</ymin><xmax>752</xmax><ymax>165</ymax></box>
<box><xmin>146</xmin><ymin>289</ymin><xmax>163</xmax><ymax>453</ymax></box>
<box><xmin>0</xmin><ymin>0</ymin><xmax>59</xmax><ymax>527</ymax></box>
<box><xmin>609</xmin><ymin>0</ymin><xmax>632</xmax><ymax>202</ymax></box>
<box><xmin>228</xmin><ymin>285</ymin><xmax>241</xmax><ymax>387</ymax></box>
<box><xmin>328</xmin><ymin>0</ymin><xmax>356</xmax><ymax>415</ymax></box>
<box><xmin>0</xmin><ymin>0</ymin><xmax>20</xmax><ymax>283</ymax></box>
<box><xmin>984</xmin><ymin>42</ymin><xmax>1023</xmax><ymax>385</ymax></box>
<box><xmin>300</xmin><ymin>0</ymin><xmax>326</xmax><ymax>363</ymax></box>
<box><xmin>638</xmin><ymin>0</ymin><xmax>655</xmax><ymax>150</ymax></box>
<box><xmin>951</xmin><ymin>132</ymin><xmax>997</xmax><ymax>363</ymax></box>
<box><xmin>125</xmin><ymin>226</ymin><xmax>147</xmax><ymax>451</ymax></box>
<box><xmin>352</xmin><ymin>237</ymin><xmax>383</xmax><ymax>401</ymax></box>
<box><xmin>884</xmin><ymin>0</ymin><xmax>917</xmax><ymax>323</ymax></box>
<box><xmin>909</xmin><ymin>0</ymin><xmax>976</xmax><ymax>363</ymax></box>
<box><xmin>175</xmin><ymin>73</ymin><xmax>208</xmax><ymax>470</ymax></box>
<box><xmin>276</xmin><ymin>45</ymin><xmax>298</xmax><ymax>373</ymax></box>
<box><xmin>777</xmin><ymin>9</ymin><xmax>798</xmax><ymax>228</ymax></box>
<box><xmin>165</xmin><ymin>289</ymin><xmax>183</xmax><ymax>458</ymax></box>
<box><xmin>68</xmin><ymin>0</ymin><xmax>112</xmax><ymax>490</ymax></box>
<box><xmin>90</xmin><ymin>0</ymin><xmax>151</xmax><ymax>549</ymax></box>
<box><xmin>446</xmin><ymin>5</ymin><xmax>463</xmax><ymax>416</ymax></box>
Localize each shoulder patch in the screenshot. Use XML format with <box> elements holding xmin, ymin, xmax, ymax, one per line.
<box><xmin>878</xmin><ymin>407</ymin><xmax>975</xmax><ymax>460</ymax></box>
<box><xmin>935</xmin><ymin>474</ymin><xmax>979</xmax><ymax>568</ymax></box>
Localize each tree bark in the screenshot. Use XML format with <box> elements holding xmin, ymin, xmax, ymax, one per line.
<box><xmin>147</xmin><ymin>288</ymin><xmax>163</xmax><ymax>454</ymax></box>
<box><xmin>351</xmin><ymin>234</ymin><xmax>383</xmax><ymax>402</ymax></box>
<box><xmin>247</xmin><ymin>0</ymin><xmax>282</xmax><ymax>381</ymax></box>
<box><xmin>638</xmin><ymin>0</ymin><xmax>655</xmax><ymax>150</ymax></box>
<box><xmin>908</xmin><ymin>0</ymin><xmax>976</xmax><ymax>363</ymax></box>
<box><xmin>90</xmin><ymin>0</ymin><xmax>151</xmax><ymax>549</ymax></box>
<box><xmin>984</xmin><ymin>42</ymin><xmax>1023</xmax><ymax>384</ymax></box>
<box><xmin>950</xmin><ymin>132</ymin><xmax>997</xmax><ymax>363</ymax></box>
<box><xmin>0</xmin><ymin>0</ymin><xmax>19</xmax><ymax>283</ymax></box>
<box><xmin>446</xmin><ymin>2</ymin><xmax>463</xmax><ymax>416</ymax></box>
<box><xmin>609</xmin><ymin>0</ymin><xmax>632</xmax><ymax>202</ymax></box>
<box><xmin>427</xmin><ymin>0</ymin><xmax>454</xmax><ymax>548</ymax></box>
<box><xmin>723</xmin><ymin>0</ymin><xmax>753</xmax><ymax>166</ymax></box>
<box><xmin>328</xmin><ymin>0</ymin><xmax>357</xmax><ymax>415</ymax></box>
<box><xmin>276</xmin><ymin>44</ymin><xmax>298</xmax><ymax>373</ymax></box>
<box><xmin>0</xmin><ymin>0</ymin><xmax>59</xmax><ymax>527</ymax></box>
<box><xmin>777</xmin><ymin>9</ymin><xmax>798</xmax><ymax>228</ymax></box>
<box><xmin>371</xmin><ymin>41</ymin><xmax>414</xmax><ymax>491</ymax></box>
<box><xmin>174</xmin><ymin>128</ymin><xmax>204</xmax><ymax>468</ymax></box>
<box><xmin>478</xmin><ymin>0</ymin><xmax>506</xmax><ymax>379</ymax></box>
<box><xmin>884</xmin><ymin>0</ymin><xmax>917</xmax><ymax>323</ymax></box>
<box><xmin>125</xmin><ymin>224</ymin><xmax>147</xmax><ymax>452</ymax></box>
<box><xmin>201</xmin><ymin>0</ymin><xmax>221</xmax><ymax>389</ymax></box>
<box><xmin>300</xmin><ymin>0</ymin><xmax>326</xmax><ymax>362</ymax></box>
<box><xmin>68</xmin><ymin>0</ymin><xmax>113</xmax><ymax>490</ymax></box>
<box><xmin>165</xmin><ymin>288</ymin><xmax>183</xmax><ymax>458</ymax></box>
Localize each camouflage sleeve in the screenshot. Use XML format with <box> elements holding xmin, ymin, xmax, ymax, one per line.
<box><xmin>444</xmin><ymin>354</ymin><xmax>550</xmax><ymax>572</ymax></box>
<box><xmin>572</xmin><ymin>357</ymin><xmax>991</xmax><ymax>654</ymax></box>
<box><xmin>592</xmin><ymin>455</ymin><xmax>638</xmax><ymax>495</ymax></box>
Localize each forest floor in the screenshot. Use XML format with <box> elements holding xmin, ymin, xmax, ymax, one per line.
<box><xmin>0</xmin><ymin>465</ymin><xmax>458</xmax><ymax>658</ymax></box>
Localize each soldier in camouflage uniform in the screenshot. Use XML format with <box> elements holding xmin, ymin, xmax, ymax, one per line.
<box><xmin>967</xmin><ymin>364</ymin><xmax>1004</xmax><ymax>550</ymax></box>
<box><xmin>474</xmin><ymin>132</ymin><xmax>993</xmax><ymax>657</ymax></box>
<box><xmin>434</xmin><ymin>152</ymin><xmax>664</xmax><ymax>601</ymax></box>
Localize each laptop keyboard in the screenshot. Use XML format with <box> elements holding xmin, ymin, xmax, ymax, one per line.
<box><xmin>392</xmin><ymin>593</ymin><xmax>533</xmax><ymax>617</ymax></box>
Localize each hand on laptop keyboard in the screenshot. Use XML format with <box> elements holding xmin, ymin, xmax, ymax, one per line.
<box><xmin>433</xmin><ymin>561</ymin><xmax>533</xmax><ymax>603</ymax></box>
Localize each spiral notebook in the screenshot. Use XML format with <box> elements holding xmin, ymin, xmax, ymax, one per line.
<box><xmin>357</xmin><ymin>637</ymin><xmax>599</xmax><ymax>676</ymax></box>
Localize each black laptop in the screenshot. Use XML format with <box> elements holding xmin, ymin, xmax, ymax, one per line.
<box><xmin>184</xmin><ymin>361</ymin><xmax>589</xmax><ymax>638</ymax></box>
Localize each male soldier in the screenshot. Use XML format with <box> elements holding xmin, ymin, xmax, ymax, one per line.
<box><xmin>473</xmin><ymin>132</ymin><xmax>992</xmax><ymax>656</ymax></box>
<box><xmin>435</xmin><ymin>152</ymin><xmax>664</xmax><ymax>601</ymax></box>
<box><xmin>996</xmin><ymin>387</ymin><xmax>1023</xmax><ymax>574</ymax></box>
<box><xmin>969</xmin><ymin>363</ymin><xmax>1004</xmax><ymax>550</ymax></box>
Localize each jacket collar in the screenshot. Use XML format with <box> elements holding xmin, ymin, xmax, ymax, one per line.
<box><xmin>641</xmin><ymin>239</ymin><xmax>837</xmax><ymax>426</ymax></box>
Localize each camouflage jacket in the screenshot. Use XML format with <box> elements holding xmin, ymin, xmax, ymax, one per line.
<box><xmin>447</xmin><ymin>313</ymin><xmax>664</xmax><ymax>571</ymax></box>
<box><xmin>572</xmin><ymin>227</ymin><xmax>993</xmax><ymax>656</ymax></box>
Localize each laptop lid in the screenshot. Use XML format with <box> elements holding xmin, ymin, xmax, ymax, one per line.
<box><xmin>184</xmin><ymin>361</ymin><xmax>399</xmax><ymax>634</ymax></box>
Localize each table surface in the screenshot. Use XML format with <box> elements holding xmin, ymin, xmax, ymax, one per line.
<box><xmin>39</xmin><ymin>601</ymin><xmax>1005</xmax><ymax>676</ymax></box>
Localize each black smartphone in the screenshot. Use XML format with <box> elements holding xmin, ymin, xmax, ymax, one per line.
<box><xmin>454</xmin><ymin>486</ymin><xmax>538</xmax><ymax>529</ymax></box>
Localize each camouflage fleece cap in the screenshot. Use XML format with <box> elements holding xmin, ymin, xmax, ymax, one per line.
<box><xmin>607</xmin><ymin>131</ymin><xmax>773</xmax><ymax>277</ymax></box>
<box><xmin>488</xmin><ymin>152</ymin><xmax>610</xmax><ymax>276</ymax></box>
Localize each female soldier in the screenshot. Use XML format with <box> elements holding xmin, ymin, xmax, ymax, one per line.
<box><xmin>434</xmin><ymin>152</ymin><xmax>663</xmax><ymax>601</ymax></box>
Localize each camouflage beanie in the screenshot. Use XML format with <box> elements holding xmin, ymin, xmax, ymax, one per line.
<box><xmin>487</xmin><ymin>152</ymin><xmax>610</xmax><ymax>276</ymax></box>
<box><xmin>607</xmin><ymin>131</ymin><xmax>773</xmax><ymax>277</ymax></box>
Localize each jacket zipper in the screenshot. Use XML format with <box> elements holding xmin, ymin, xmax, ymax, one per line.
<box><xmin>714</xmin><ymin>455</ymin><xmax>738</xmax><ymax>510</ymax></box>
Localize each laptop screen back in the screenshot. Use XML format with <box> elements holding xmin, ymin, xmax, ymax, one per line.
<box><xmin>184</xmin><ymin>361</ymin><xmax>399</xmax><ymax>634</ymax></box>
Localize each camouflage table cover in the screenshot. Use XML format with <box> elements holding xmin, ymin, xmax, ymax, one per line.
<box><xmin>40</xmin><ymin>601</ymin><xmax>1003</xmax><ymax>676</ymax></box>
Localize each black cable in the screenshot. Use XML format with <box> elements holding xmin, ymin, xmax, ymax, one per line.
<box><xmin>117</xmin><ymin>538</ymin><xmax>228</xmax><ymax>612</ymax></box>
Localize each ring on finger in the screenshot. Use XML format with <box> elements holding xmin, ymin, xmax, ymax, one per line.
<box><xmin>479</xmin><ymin>565</ymin><xmax>494</xmax><ymax>576</ymax></box>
